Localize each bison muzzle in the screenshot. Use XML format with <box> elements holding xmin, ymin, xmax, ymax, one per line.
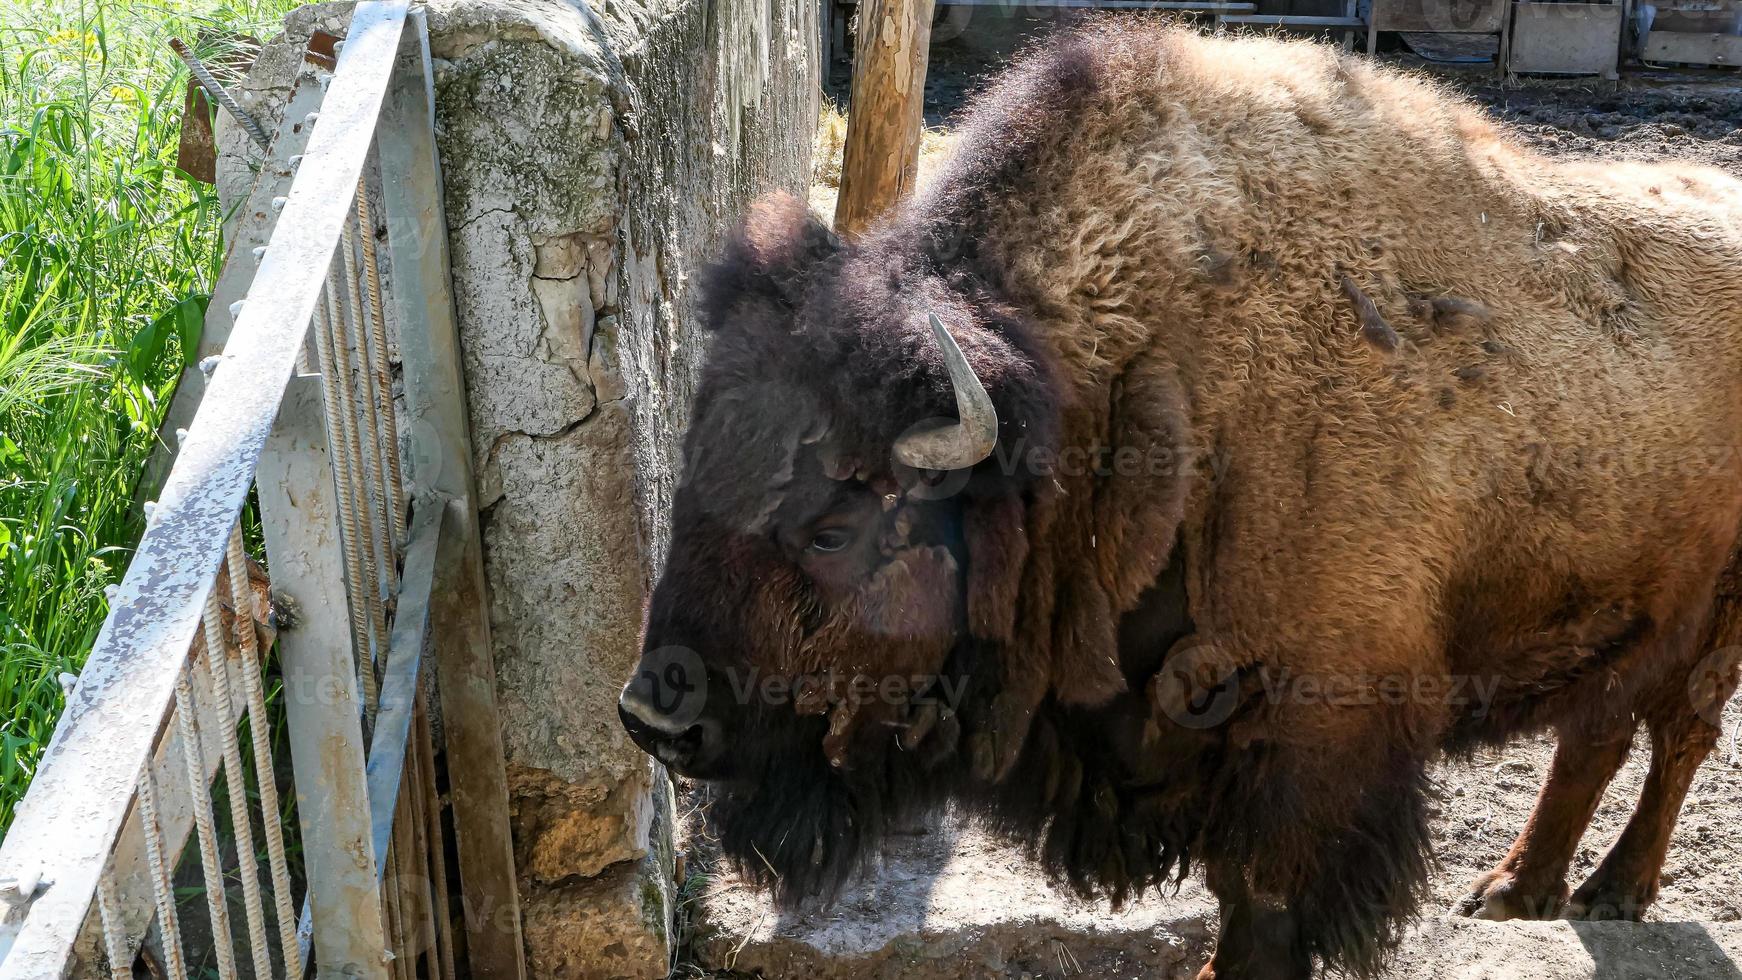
<box><xmin>620</xmin><ymin>22</ymin><xmax>1742</xmax><ymax>980</ymax></box>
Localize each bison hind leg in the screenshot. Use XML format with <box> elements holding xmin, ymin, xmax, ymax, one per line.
<box><xmin>1565</xmin><ymin>650</ymin><xmax>1742</xmax><ymax>921</ymax></box>
<box><xmin>1454</xmin><ymin>722</ymin><xmax>1634</xmax><ymax>921</ymax></box>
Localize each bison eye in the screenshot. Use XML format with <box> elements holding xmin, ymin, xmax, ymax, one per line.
<box><xmin>808</xmin><ymin>527</ymin><xmax>853</xmax><ymax>553</ymax></box>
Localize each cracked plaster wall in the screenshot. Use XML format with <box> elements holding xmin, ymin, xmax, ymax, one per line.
<box><xmin>426</xmin><ymin>0</ymin><xmax>817</xmax><ymax>974</ymax></box>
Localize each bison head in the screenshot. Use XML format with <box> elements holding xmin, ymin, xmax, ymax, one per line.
<box><xmin>618</xmin><ymin>195</ymin><xmax>1061</xmax><ymax>901</ymax></box>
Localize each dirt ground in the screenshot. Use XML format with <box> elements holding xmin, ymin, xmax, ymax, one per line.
<box><xmin>702</xmin><ymin>20</ymin><xmax>1742</xmax><ymax>979</ymax></box>
<box><xmin>1466</xmin><ymin>75</ymin><xmax>1742</xmax><ymax>174</ymax></box>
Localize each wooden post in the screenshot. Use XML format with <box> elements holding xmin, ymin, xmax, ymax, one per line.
<box><xmin>833</xmin><ymin>0</ymin><xmax>935</xmax><ymax>236</ymax></box>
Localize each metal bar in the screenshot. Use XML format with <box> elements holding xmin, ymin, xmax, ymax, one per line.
<box><xmin>138</xmin><ymin>67</ymin><xmax>329</xmax><ymax>509</ymax></box>
<box><xmin>355</xmin><ymin>496</ymin><xmax>471</xmax><ymax>980</ymax></box>
<box><xmin>349</xmin><ymin>494</ymin><xmax>434</xmax><ymax>969</ymax></box>
<box><xmin>168</xmin><ymin>37</ymin><xmax>269</xmax><ymax>149</ymax></box>
<box><xmin>1218</xmin><ymin>13</ymin><xmax>1365</xmax><ymax>23</ymax></box>
<box><xmin>94</xmin><ymin>873</ymin><xmax>129</xmax><ymax>980</ymax></box>
<box><xmin>173</xmin><ymin>666</ymin><xmax>238</xmax><ymax>980</ymax></box>
<box><xmin>258</xmin><ymin>375</ymin><xmax>390</xmax><ymax>978</ymax></box>
<box><xmin>68</xmin><ymin>639</ymin><xmax>249</xmax><ymax>967</ymax></box>
<box><xmin>340</xmin><ymin>216</ymin><xmax>397</xmax><ymax>604</ymax></box>
<box><xmin>397</xmin><ymin>849</ymin><xmax>420</xmax><ymax>980</ymax></box>
<box><xmin>225</xmin><ymin>526</ymin><xmax>303</xmax><ymax>976</ymax></box>
<box><xmin>314</xmin><ymin>283</ymin><xmax>381</xmax><ymax>719</ymax></box>
<box><xmin>199</xmin><ymin>586</ymin><xmax>272</xmax><ymax>979</ymax></box>
<box><xmin>384</xmin><ymin>809</ymin><xmax>410</xmax><ymax>980</ymax></box>
<box><xmin>295</xmin><ymin>900</ymin><xmax>313</xmax><ymax>977</ymax></box>
<box><xmin>0</xmin><ymin>7</ymin><xmax>408</xmax><ymax>974</ymax></box>
<box><xmin>397</xmin><ymin>833</ymin><xmax>421</xmax><ymax>980</ymax></box>
<box><xmin>415</xmin><ymin>704</ymin><xmax>458</xmax><ymax>980</ymax></box>
<box><xmin>383</xmin><ymin>847</ymin><xmax>408</xmax><ymax>980</ymax></box>
<box><xmin>394</xmin><ymin>781</ymin><xmax>430</xmax><ymax>977</ymax></box>
<box><xmin>329</xmin><ymin>256</ymin><xmax>391</xmax><ymax>696</ymax></box>
<box><xmin>366</xmin><ymin>500</ymin><xmax>441</xmax><ymax>868</ymax></box>
<box><xmin>376</xmin><ymin>11</ymin><xmax>527</xmax><ymax>977</ymax></box>
<box><xmin>404</xmin><ymin>735</ymin><xmax>441</xmax><ymax>975</ymax></box>
<box><xmin>355</xmin><ymin>180</ymin><xmax>406</xmax><ymax>545</ymax></box>
<box><xmin>344</xmin><ymin>214</ymin><xmax>400</xmax><ymax>605</ymax></box>
<box><xmin>135</xmin><ymin>773</ymin><xmax>187</xmax><ymax>980</ymax></box>
<box><xmin>842</xmin><ymin>0</ymin><xmax>1255</xmax><ymax>7</ymax></box>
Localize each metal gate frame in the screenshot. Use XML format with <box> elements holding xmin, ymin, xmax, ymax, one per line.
<box><xmin>0</xmin><ymin>3</ymin><xmax>526</xmax><ymax>977</ymax></box>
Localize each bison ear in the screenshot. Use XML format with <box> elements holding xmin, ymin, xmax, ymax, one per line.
<box><xmin>705</xmin><ymin>193</ymin><xmax>842</xmax><ymax>321</ymax></box>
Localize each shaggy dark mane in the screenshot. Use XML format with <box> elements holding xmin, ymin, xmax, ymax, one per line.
<box><xmin>898</xmin><ymin>25</ymin><xmax>1109</xmax><ymax>283</ymax></box>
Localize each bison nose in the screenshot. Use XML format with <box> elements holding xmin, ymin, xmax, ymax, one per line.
<box><xmin>618</xmin><ymin>658</ymin><xmax>722</xmax><ymax>777</ymax></box>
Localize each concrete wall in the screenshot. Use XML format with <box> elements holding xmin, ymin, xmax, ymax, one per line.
<box><xmin>423</xmin><ymin>0</ymin><xmax>817</xmax><ymax>973</ymax></box>
<box><xmin>223</xmin><ymin>0</ymin><xmax>817</xmax><ymax>974</ymax></box>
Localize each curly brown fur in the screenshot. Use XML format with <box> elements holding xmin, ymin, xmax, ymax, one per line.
<box><xmin>626</xmin><ymin>22</ymin><xmax>1742</xmax><ymax>980</ymax></box>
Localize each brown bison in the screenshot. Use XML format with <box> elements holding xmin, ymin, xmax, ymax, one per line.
<box><xmin>618</xmin><ymin>22</ymin><xmax>1742</xmax><ymax>979</ymax></box>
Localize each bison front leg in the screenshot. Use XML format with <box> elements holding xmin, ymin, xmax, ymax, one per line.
<box><xmin>1197</xmin><ymin>861</ymin><xmax>1310</xmax><ymax>980</ymax></box>
<box><xmin>1151</xmin><ymin>631</ymin><xmax>1437</xmax><ymax>975</ymax></box>
<box><xmin>1186</xmin><ymin>731</ymin><xmax>1433</xmax><ymax>979</ymax></box>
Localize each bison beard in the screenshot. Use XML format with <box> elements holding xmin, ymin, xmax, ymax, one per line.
<box><xmin>625</xmin><ymin>19</ymin><xmax>1742</xmax><ymax>980</ymax></box>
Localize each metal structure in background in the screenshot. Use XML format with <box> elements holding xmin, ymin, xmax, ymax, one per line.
<box><xmin>828</xmin><ymin>0</ymin><xmax>1676</xmax><ymax>76</ymax></box>
<box><xmin>0</xmin><ymin>3</ymin><xmax>525</xmax><ymax>977</ymax></box>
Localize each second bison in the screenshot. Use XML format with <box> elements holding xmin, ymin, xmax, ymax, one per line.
<box><xmin>619</xmin><ymin>22</ymin><xmax>1742</xmax><ymax>979</ymax></box>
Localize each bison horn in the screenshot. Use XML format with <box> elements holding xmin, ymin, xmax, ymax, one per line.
<box><xmin>893</xmin><ymin>314</ymin><xmax>999</xmax><ymax>471</ymax></box>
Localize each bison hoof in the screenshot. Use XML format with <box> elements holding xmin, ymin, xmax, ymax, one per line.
<box><xmin>1453</xmin><ymin>869</ymin><xmax>1568</xmax><ymax>921</ymax></box>
<box><xmin>1563</xmin><ymin>876</ymin><xmax>1655</xmax><ymax>922</ymax></box>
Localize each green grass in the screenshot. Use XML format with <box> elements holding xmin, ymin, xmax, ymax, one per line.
<box><xmin>0</xmin><ymin>0</ymin><xmax>306</xmax><ymax>838</ymax></box>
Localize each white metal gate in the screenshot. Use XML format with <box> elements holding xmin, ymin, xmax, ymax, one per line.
<box><xmin>0</xmin><ymin>3</ymin><xmax>525</xmax><ymax>976</ymax></box>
